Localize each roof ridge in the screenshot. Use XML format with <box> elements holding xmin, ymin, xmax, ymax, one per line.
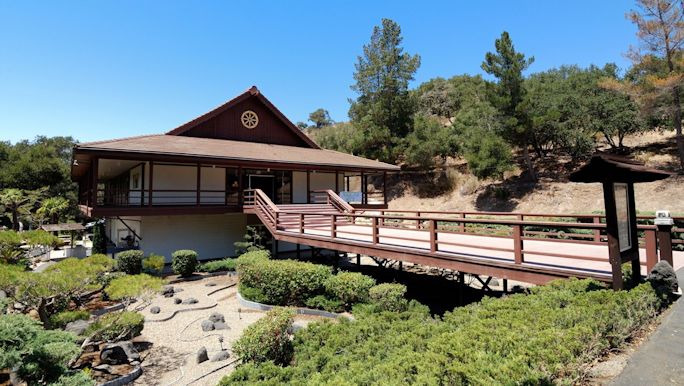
<box><xmin>77</xmin><ymin>133</ymin><xmax>164</xmax><ymax>147</ymax></box>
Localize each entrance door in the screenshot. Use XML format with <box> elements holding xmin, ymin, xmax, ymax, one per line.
<box><xmin>248</xmin><ymin>175</ymin><xmax>276</xmax><ymax>201</ymax></box>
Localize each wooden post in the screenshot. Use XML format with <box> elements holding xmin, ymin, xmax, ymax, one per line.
<box><xmin>306</xmin><ymin>170</ymin><xmax>311</xmax><ymax>204</ymax></box>
<box><xmin>331</xmin><ymin>214</ymin><xmax>337</xmax><ymax>238</ymax></box>
<box><xmin>513</xmin><ymin>214</ymin><xmax>523</xmax><ymax>264</ymax></box>
<box><xmin>645</xmin><ymin>228</ymin><xmax>658</xmax><ymax>272</ymax></box>
<box><xmin>356</xmin><ymin>254</ymin><xmax>361</xmax><ymax>265</ymax></box>
<box><xmin>196</xmin><ymin>163</ymin><xmax>201</xmax><ymax>206</ymax></box>
<box><xmin>148</xmin><ymin>161</ymin><xmax>154</xmax><ymax>207</ymax></box>
<box><xmin>335</xmin><ymin>171</ymin><xmax>339</xmax><ymax>193</ymax></box>
<box><xmin>299</xmin><ymin>213</ymin><xmax>304</xmax><ymax>234</ymax></box>
<box><xmin>415</xmin><ymin>212</ymin><xmax>421</xmax><ymax>230</ymax></box>
<box><xmin>224</xmin><ymin>167</ymin><xmax>228</xmax><ymax>206</ymax></box>
<box><xmin>383</xmin><ymin>171</ymin><xmax>387</xmax><ymax>205</ymax></box>
<box><xmin>361</xmin><ymin>172</ymin><xmax>366</xmax><ymax>205</ymax></box>
<box><xmin>503</xmin><ymin>278</ymin><xmax>508</xmax><ymax>293</ymax></box>
<box><xmin>297</xmin><ymin>243</ymin><xmax>301</xmax><ymax>259</ymax></box>
<box><xmin>372</xmin><ymin>217</ymin><xmax>379</xmax><ymax>244</ymax></box>
<box><xmin>593</xmin><ymin>216</ymin><xmax>601</xmax><ymax>243</ymax></box>
<box><xmin>657</xmin><ymin>224</ymin><xmax>674</xmax><ymax>267</ymax></box>
<box><xmin>429</xmin><ymin>219</ymin><xmax>437</xmax><ymax>253</ymax></box>
<box><xmin>140</xmin><ymin>162</ymin><xmax>145</xmax><ymax>207</ymax></box>
<box><xmin>603</xmin><ymin>182</ymin><xmax>623</xmax><ymax>290</ymax></box>
<box><xmin>238</xmin><ymin>167</ymin><xmax>243</xmax><ymax>206</ymax></box>
<box><xmin>91</xmin><ymin>157</ymin><xmax>98</xmax><ymax>208</ymax></box>
<box><xmin>458</xmin><ymin>213</ymin><xmax>465</xmax><ymax>233</ymax></box>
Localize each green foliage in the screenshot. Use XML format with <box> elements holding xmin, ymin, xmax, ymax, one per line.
<box><xmin>234</xmin><ymin>226</ymin><xmax>268</xmax><ymax>255</ymax></box>
<box><xmin>116</xmin><ymin>249</ymin><xmax>143</xmax><ymax>274</ymax></box>
<box><xmin>223</xmin><ymin>279</ymin><xmax>666</xmax><ymax>385</ymax></box>
<box><xmin>0</xmin><ymin>314</ymin><xmax>80</xmax><ymax>384</ymax></box>
<box><xmin>309</xmin><ymin>122</ymin><xmax>362</xmax><ymax>155</ymax></box>
<box><xmin>85</xmin><ymin>311</ymin><xmax>144</xmax><ymax>342</ymax></box>
<box><xmin>308</xmin><ymin>108</ymin><xmax>334</xmax><ymax>128</ymax></box>
<box><xmin>37</xmin><ymin>196</ymin><xmax>70</xmax><ymax>224</ymax></box>
<box><xmin>51</xmin><ymin>371</ymin><xmax>96</xmax><ymax>386</ymax></box>
<box><xmin>232</xmin><ymin>307</ymin><xmax>295</xmax><ymax>365</ymax></box>
<box><xmin>199</xmin><ymin>258</ymin><xmax>237</xmax><ymax>273</ymax></box>
<box><xmin>237</xmin><ymin>253</ymin><xmax>331</xmax><ymax>306</ymax></box>
<box><xmin>50</xmin><ymin>310</ymin><xmax>90</xmax><ymax>329</ymax></box>
<box><xmin>171</xmin><ymin>249</ymin><xmax>198</xmax><ymax>277</ymax></box>
<box><xmin>403</xmin><ymin>114</ymin><xmax>456</xmax><ymax>169</ymax></box>
<box><xmin>0</xmin><ymin>230</ymin><xmax>25</xmax><ymax>264</ymax></box>
<box><xmin>369</xmin><ymin>283</ymin><xmax>408</xmax><ymax>312</ymax></box>
<box><xmin>324</xmin><ymin>272</ymin><xmax>376</xmax><ymax>308</ymax></box>
<box><xmin>461</xmin><ymin>126</ymin><xmax>513</xmax><ymax>179</ymax></box>
<box><xmin>92</xmin><ymin>222</ymin><xmax>107</xmax><ymax>255</ymax></box>
<box><xmin>349</xmin><ymin>18</ymin><xmax>421</xmax><ymax>163</ymax></box>
<box><xmin>304</xmin><ymin>295</ymin><xmax>344</xmax><ymax>313</ymax></box>
<box><xmin>142</xmin><ymin>253</ymin><xmax>165</xmax><ymax>275</ymax></box>
<box><xmin>104</xmin><ymin>273</ymin><xmax>164</xmax><ymax>302</ymax></box>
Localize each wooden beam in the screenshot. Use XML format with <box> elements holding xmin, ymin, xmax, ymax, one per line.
<box><xmin>602</xmin><ymin>182</ymin><xmax>623</xmax><ymax>290</ymax></box>
<box><xmin>140</xmin><ymin>162</ymin><xmax>145</xmax><ymax>207</ymax></box>
<box><xmin>306</xmin><ymin>170</ymin><xmax>311</xmax><ymax>204</ymax></box>
<box><xmin>196</xmin><ymin>163</ymin><xmax>201</xmax><ymax>206</ymax></box>
<box><xmin>91</xmin><ymin>157</ymin><xmax>99</xmax><ymax>209</ymax></box>
<box><xmin>383</xmin><ymin>171</ymin><xmax>387</xmax><ymax>205</ymax></box>
<box><xmin>148</xmin><ymin>161</ymin><xmax>154</xmax><ymax>207</ymax></box>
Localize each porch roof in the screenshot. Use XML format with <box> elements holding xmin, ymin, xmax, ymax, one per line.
<box><xmin>72</xmin><ymin>134</ymin><xmax>399</xmax><ymax>176</ymax></box>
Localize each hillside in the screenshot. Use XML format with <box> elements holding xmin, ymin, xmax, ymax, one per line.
<box><xmin>386</xmin><ymin>130</ymin><xmax>684</xmax><ymax>215</ymax></box>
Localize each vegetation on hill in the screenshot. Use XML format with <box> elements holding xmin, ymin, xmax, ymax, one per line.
<box><xmin>307</xmin><ymin>2</ymin><xmax>684</xmax><ymax>181</ymax></box>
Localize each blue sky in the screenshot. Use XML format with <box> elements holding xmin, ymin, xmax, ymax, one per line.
<box><xmin>0</xmin><ymin>1</ymin><xmax>638</xmax><ymax>143</ymax></box>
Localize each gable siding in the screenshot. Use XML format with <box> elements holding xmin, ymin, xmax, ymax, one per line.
<box><xmin>179</xmin><ymin>96</ymin><xmax>310</xmax><ymax>147</ymax></box>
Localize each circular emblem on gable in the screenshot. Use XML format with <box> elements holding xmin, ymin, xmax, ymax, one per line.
<box><xmin>241</xmin><ymin>110</ymin><xmax>259</xmax><ymax>129</ymax></box>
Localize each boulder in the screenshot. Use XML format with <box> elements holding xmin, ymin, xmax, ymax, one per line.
<box><xmin>647</xmin><ymin>261</ymin><xmax>679</xmax><ymax>295</ymax></box>
<box><xmin>182</xmin><ymin>297</ymin><xmax>198</xmax><ymax>305</ymax></box>
<box><xmin>100</xmin><ymin>341</ymin><xmax>140</xmax><ymax>365</ymax></box>
<box><xmin>64</xmin><ymin>319</ymin><xmax>91</xmax><ymax>336</ymax></box>
<box><xmin>213</xmin><ymin>322</ymin><xmax>229</xmax><ymax>330</ymax></box>
<box><xmin>150</xmin><ymin>306</ymin><xmax>161</xmax><ymax>314</ymax></box>
<box><xmin>208</xmin><ymin>312</ymin><xmax>225</xmax><ymax>323</ymax></box>
<box><xmin>201</xmin><ymin>320</ymin><xmax>215</xmax><ymax>332</ymax></box>
<box><xmin>27</xmin><ymin>309</ymin><xmax>40</xmax><ymax>320</ymax></box>
<box><xmin>210</xmin><ymin>350</ymin><xmax>230</xmax><ymax>362</ymax></box>
<box><xmin>196</xmin><ymin>346</ymin><xmax>208</xmax><ymax>363</ymax></box>
<box><xmin>174</xmin><ymin>297</ymin><xmax>183</xmax><ymax>304</ymax></box>
<box><xmin>162</xmin><ymin>285</ymin><xmax>175</xmax><ymax>298</ymax></box>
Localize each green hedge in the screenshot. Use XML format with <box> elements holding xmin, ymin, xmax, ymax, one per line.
<box><xmin>171</xmin><ymin>250</ymin><xmax>198</xmax><ymax>277</ymax></box>
<box><xmin>50</xmin><ymin>310</ymin><xmax>90</xmax><ymax>329</ymax></box>
<box><xmin>224</xmin><ymin>279</ymin><xmax>666</xmax><ymax>385</ymax></box>
<box><xmin>324</xmin><ymin>272</ymin><xmax>376</xmax><ymax>308</ymax></box>
<box><xmin>369</xmin><ymin>283</ymin><xmax>408</xmax><ymax>312</ymax></box>
<box><xmin>199</xmin><ymin>258</ymin><xmax>237</xmax><ymax>273</ymax></box>
<box><xmin>238</xmin><ymin>254</ymin><xmax>332</xmax><ymax>306</ymax></box>
<box><xmin>232</xmin><ymin>307</ymin><xmax>295</xmax><ymax>365</ymax></box>
<box><xmin>116</xmin><ymin>250</ymin><xmax>143</xmax><ymax>275</ymax></box>
<box><xmin>85</xmin><ymin>311</ymin><xmax>144</xmax><ymax>342</ymax></box>
<box><xmin>142</xmin><ymin>254</ymin><xmax>165</xmax><ymax>275</ymax></box>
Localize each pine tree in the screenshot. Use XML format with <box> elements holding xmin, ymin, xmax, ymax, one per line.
<box><xmin>92</xmin><ymin>221</ymin><xmax>107</xmax><ymax>254</ymax></box>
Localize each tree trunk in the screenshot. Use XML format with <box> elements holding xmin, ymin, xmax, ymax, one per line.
<box><xmin>673</xmin><ymin>86</ymin><xmax>684</xmax><ymax>169</ymax></box>
<box><xmin>11</xmin><ymin>209</ymin><xmax>18</xmax><ymax>231</ymax></box>
<box><xmin>37</xmin><ymin>298</ymin><xmax>52</xmax><ymax>329</ymax></box>
<box><xmin>522</xmin><ymin>142</ymin><xmax>537</xmax><ymax>181</ymax></box>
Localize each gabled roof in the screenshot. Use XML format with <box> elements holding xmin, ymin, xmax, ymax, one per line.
<box><xmin>166</xmin><ymin>86</ymin><xmax>320</xmax><ymax>149</ymax></box>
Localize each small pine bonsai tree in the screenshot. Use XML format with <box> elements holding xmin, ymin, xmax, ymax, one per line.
<box><xmin>234</xmin><ymin>226</ymin><xmax>268</xmax><ymax>255</ymax></box>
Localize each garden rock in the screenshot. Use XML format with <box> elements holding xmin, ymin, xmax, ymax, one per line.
<box><xmin>0</xmin><ymin>290</ymin><xmax>6</xmax><ymax>299</ymax></box>
<box><xmin>150</xmin><ymin>306</ymin><xmax>160</xmax><ymax>314</ymax></box>
<box><xmin>174</xmin><ymin>297</ymin><xmax>182</xmax><ymax>304</ymax></box>
<box><xmin>647</xmin><ymin>261</ymin><xmax>679</xmax><ymax>295</ymax></box>
<box><xmin>27</xmin><ymin>309</ymin><xmax>40</xmax><ymax>320</ymax></box>
<box><xmin>213</xmin><ymin>321</ymin><xmax>229</xmax><ymax>330</ymax></box>
<box><xmin>182</xmin><ymin>297</ymin><xmax>198</xmax><ymax>304</ymax></box>
<box><xmin>93</xmin><ymin>364</ymin><xmax>112</xmax><ymax>374</ymax></box>
<box><xmin>210</xmin><ymin>350</ymin><xmax>230</xmax><ymax>362</ymax></box>
<box><xmin>205</xmin><ymin>283</ymin><xmax>217</xmax><ymax>287</ymax></box>
<box><xmin>64</xmin><ymin>320</ymin><xmax>90</xmax><ymax>336</ymax></box>
<box><xmin>201</xmin><ymin>319</ymin><xmax>215</xmax><ymax>332</ymax></box>
<box><xmin>196</xmin><ymin>346</ymin><xmax>208</xmax><ymax>363</ymax></box>
<box><xmin>208</xmin><ymin>312</ymin><xmax>225</xmax><ymax>323</ymax></box>
<box><xmin>162</xmin><ymin>285</ymin><xmax>175</xmax><ymax>298</ymax></box>
<box><xmin>100</xmin><ymin>341</ymin><xmax>140</xmax><ymax>365</ymax></box>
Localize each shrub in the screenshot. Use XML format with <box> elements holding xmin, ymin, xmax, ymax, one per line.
<box><xmin>0</xmin><ymin>314</ymin><xmax>80</xmax><ymax>384</ymax></box>
<box><xmin>199</xmin><ymin>258</ymin><xmax>237</xmax><ymax>273</ymax></box>
<box><xmin>239</xmin><ymin>284</ymin><xmax>269</xmax><ymax>304</ymax></box>
<box><xmin>105</xmin><ymin>274</ymin><xmax>165</xmax><ymax>303</ymax></box>
<box><xmin>142</xmin><ymin>254</ymin><xmax>165</xmax><ymax>275</ymax></box>
<box><xmin>324</xmin><ymin>272</ymin><xmax>376</xmax><ymax>308</ymax></box>
<box><xmin>222</xmin><ymin>279</ymin><xmax>666</xmax><ymax>385</ymax></box>
<box><xmin>171</xmin><ymin>249</ymin><xmax>198</xmax><ymax>277</ymax></box>
<box><xmin>232</xmin><ymin>307</ymin><xmax>295</xmax><ymax>365</ymax></box>
<box><xmin>238</xmin><ymin>254</ymin><xmax>331</xmax><ymax>306</ymax></box>
<box><xmin>85</xmin><ymin>311</ymin><xmax>144</xmax><ymax>342</ymax></box>
<box><xmin>51</xmin><ymin>371</ymin><xmax>95</xmax><ymax>386</ymax></box>
<box><xmin>369</xmin><ymin>283</ymin><xmax>408</xmax><ymax>312</ymax></box>
<box><xmin>116</xmin><ymin>250</ymin><xmax>143</xmax><ymax>274</ymax></box>
<box><xmin>304</xmin><ymin>295</ymin><xmax>344</xmax><ymax>313</ymax></box>
<box><xmin>50</xmin><ymin>310</ymin><xmax>90</xmax><ymax>329</ymax></box>
<box><xmin>235</xmin><ymin>250</ymin><xmax>270</xmax><ymax>270</ymax></box>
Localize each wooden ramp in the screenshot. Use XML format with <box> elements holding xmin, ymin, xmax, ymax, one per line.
<box><xmin>244</xmin><ymin>189</ymin><xmax>681</xmax><ymax>286</ymax></box>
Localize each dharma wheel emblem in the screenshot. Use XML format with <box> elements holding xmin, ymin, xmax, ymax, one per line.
<box><xmin>241</xmin><ymin>110</ymin><xmax>259</xmax><ymax>129</ymax></box>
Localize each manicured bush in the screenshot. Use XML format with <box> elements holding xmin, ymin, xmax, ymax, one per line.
<box><xmin>171</xmin><ymin>249</ymin><xmax>198</xmax><ymax>277</ymax></box>
<box><xmin>223</xmin><ymin>279</ymin><xmax>667</xmax><ymax>385</ymax></box>
<box><xmin>142</xmin><ymin>253</ymin><xmax>165</xmax><ymax>275</ymax></box>
<box><xmin>50</xmin><ymin>310</ymin><xmax>90</xmax><ymax>329</ymax></box>
<box><xmin>232</xmin><ymin>307</ymin><xmax>295</xmax><ymax>365</ymax></box>
<box><xmin>239</xmin><ymin>284</ymin><xmax>269</xmax><ymax>304</ymax></box>
<box><xmin>238</xmin><ymin>254</ymin><xmax>331</xmax><ymax>306</ymax></box>
<box><xmin>199</xmin><ymin>258</ymin><xmax>237</xmax><ymax>273</ymax></box>
<box><xmin>0</xmin><ymin>314</ymin><xmax>81</xmax><ymax>385</ymax></box>
<box><xmin>369</xmin><ymin>283</ymin><xmax>409</xmax><ymax>312</ymax></box>
<box><xmin>104</xmin><ymin>273</ymin><xmax>165</xmax><ymax>303</ymax></box>
<box><xmin>85</xmin><ymin>311</ymin><xmax>144</xmax><ymax>342</ymax></box>
<box><xmin>304</xmin><ymin>295</ymin><xmax>344</xmax><ymax>313</ymax></box>
<box><xmin>324</xmin><ymin>272</ymin><xmax>376</xmax><ymax>308</ymax></box>
<box><xmin>116</xmin><ymin>250</ymin><xmax>143</xmax><ymax>274</ymax></box>
<box><xmin>235</xmin><ymin>249</ymin><xmax>270</xmax><ymax>270</ymax></box>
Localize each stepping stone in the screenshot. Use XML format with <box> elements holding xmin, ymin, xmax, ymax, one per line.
<box><xmin>150</xmin><ymin>306</ymin><xmax>160</xmax><ymax>314</ymax></box>
<box><xmin>213</xmin><ymin>321</ymin><xmax>229</xmax><ymax>330</ymax></box>
<box><xmin>196</xmin><ymin>346</ymin><xmax>208</xmax><ymax>363</ymax></box>
<box><xmin>64</xmin><ymin>319</ymin><xmax>91</xmax><ymax>336</ymax></box>
<box><xmin>162</xmin><ymin>285</ymin><xmax>175</xmax><ymax>298</ymax></box>
<box><xmin>174</xmin><ymin>297</ymin><xmax>182</xmax><ymax>304</ymax></box>
<box><xmin>210</xmin><ymin>350</ymin><xmax>230</xmax><ymax>362</ymax></box>
<box><xmin>182</xmin><ymin>297</ymin><xmax>198</xmax><ymax>305</ymax></box>
<box><xmin>201</xmin><ymin>320</ymin><xmax>215</xmax><ymax>332</ymax></box>
<box><xmin>208</xmin><ymin>312</ymin><xmax>225</xmax><ymax>323</ymax></box>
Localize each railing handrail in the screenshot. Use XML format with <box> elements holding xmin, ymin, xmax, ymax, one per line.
<box><xmin>365</xmin><ymin>208</ymin><xmax>684</xmax><ymax>221</ymax></box>
<box><xmin>324</xmin><ymin>190</ymin><xmax>355</xmax><ymax>213</ymax></box>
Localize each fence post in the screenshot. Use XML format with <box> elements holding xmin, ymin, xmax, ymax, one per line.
<box><xmin>416</xmin><ymin>212</ymin><xmax>421</xmax><ymax>230</ymax></box>
<box><xmin>513</xmin><ymin>214</ymin><xmax>523</xmax><ymax>264</ymax></box>
<box><xmin>299</xmin><ymin>213</ymin><xmax>304</xmax><ymax>234</ymax></box>
<box><xmin>593</xmin><ymin>216</ymin><xmax>601</xmax><ymax>243</ymax></box>
<box><xmin>372</xmin><ymin>217</ymin><xmax>379</xmax><ymax>245</ymax></box>
<box><xmin>429</xmin><ymin>219</ymin><xmax>437</xmax><ymax>253</ymax></box>
<box><xmin>331</xmin><ymin>215</ymin><xmax>337</xmax><ymax>238</ymax></box>
<box><xmin>645</xmin><ymin>228</ymin><xmax>658</xmax><ymax>272</ymax></box>
<box><xmin>379</xmin><ymin>210</ymin><xmax>384</xmax><ymax>227</ymax></box>
<box><xmin>458</xmin><ymin>213</ymin><xmax>465</xmax><ymax>233</ymax></box>
<box><xmin>657</xmin><ymin>223</ymin><xmax>674</xmax><ymax>267</ymax></box>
